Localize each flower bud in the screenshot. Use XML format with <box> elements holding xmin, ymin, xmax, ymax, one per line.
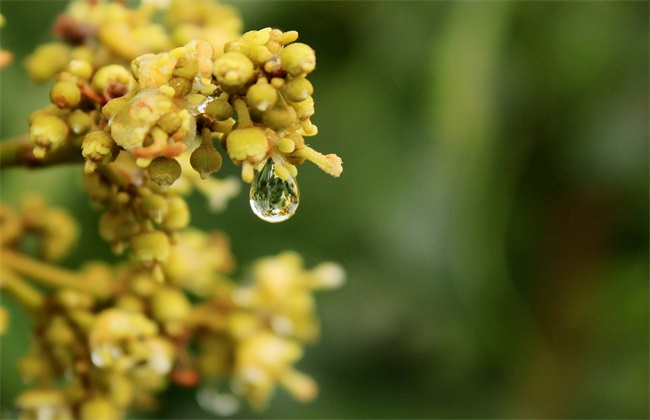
<box><xmin>148</xmin><ymin>156</ymin><xmax>182</xmax><ymax>190</ymax></box>
<box><xmin>50</xmin><ymin>81</ymin><xmax>81</xmax><ymax>109</ymax></box>
<box><xmin>131</xmin><ymin>230</ymin><xmax>170</xmax><ymax>266</ymax></box>
<box><xmin>65</xmin><ymin>59</ymin><xmax>93</xmax><ymax>80</ymax></box>
<box><xmin>29</xmin><ymin>115</ymin><xmax>69</xmax><ymax>158</ymax></box>
<box><xmin>280</xmin><ymin>43</ymin><xmax>316</xmax><ymax>76</ymax></box>
<box><xmin>18</xmin><ymin>353</ymin><xmax>53</xmax><ymax>383</ymax></box>
<box><xmin>262</xmin><ymin>105</ymin><xmax>297</xmax><ymax>132</ymax></box>
<box><xmin>168</xmin><ymin>76</ymin><xmax>193</xmax><ymax>98</ymax></box>
<box><xmin>190</xmin><ymin>142</ymin><xmax>222</xmax><ymax>179</ymax></box>
<box><xmin>213</xmin><ymin>52</ymin><xmax>254</xmax><ymax>89</ymax></box>
<box><xmin>25</xmin><ymin>42</ymin><xmax>70</xmax><ymax>83</ymax></box>
<box><xmin>157</xmin><ymin>112</ymin><xmax>182</xmax><ymax>135</ymax></box>
<box><xmin>16</xmin><ymin>389</ymin><xmax>70</xmax><ymax>419</ymax></box>
<box><xmin>56</xmin><ymin>289</ymin><xmax>94</xmax><ymax>311</ymax></box>
<box><xmin>45</xmin><ymin>316</ymin><xmax>76</xmax><ymax>347</ymax></box>
<box><xmin>79</xmin><ymin>396</ymin><xmax>121</xmax><ymax>420</ymax></box>
<box><xmin>151</xmin><ymin>287</ymin><xmax>192</xmax><ymax>324</ymax></box>
<box><xmin>107</xmin><ymin>373</ymin><xmax>134</xmax><ymax>407</ymax></box>
<box><xmin>247</xmin><ymin>82</ymin><xmax>278</xmax><ymax>112</ymax></box>
<box><xmin>115</xmin><ymin>294</ymin><xmax>145</xmax><ymax>313</ymax></box>
<box><xmin>138</xmin><ymin>193</ymin><xmax>169</xmax><ymax>224</ymax></box>
<box><xmin>91</xmin><ymin>64</ymin><xmax>133</xmax><ymax>94</ymax></box>
<box><xmin>67</xmin><ymin>109</ymin><xmax>92</xmax><ymax>135</ymax></box>
<box><xmin>82</xmin><ymin>131</ymin><xmax>117</xmax><ymax>174</ymax></box>
<box><xmin>99</xmin><ymin>209</ymin><xmax>141</xmax><ymax>245</ymax></box>
<box><xmin>205</xmin><ymin>98</ymin><xmax>233</xmax><ymax>121</ymax></box>
<box><xmin>283</xmin><ymin>77</ymin><xmax>313</xmax><ymax>102</ymax></box>
<box><xmin>225</xmin><ymin>127</ymin><xmax>268</xmax><ymax>164</ymax></box>
<box><xmin>162</xmin><ymin>196</ymin><xmax>190</xmax><ymax>231</ymax></box>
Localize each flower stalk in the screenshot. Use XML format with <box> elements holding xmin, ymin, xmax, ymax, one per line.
<box><xmin>2</xmin><ymin>250</ymin><xmax>113</xmax><ymax>297</ymax></box>
<box><xmin>0</xmin><ymin>265</ymin><xmax>45</xmax><ymax>313</ymax></box>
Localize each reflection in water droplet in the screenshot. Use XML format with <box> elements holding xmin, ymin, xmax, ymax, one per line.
<box><xmin>196</xmin><ymin>381</ymin><xmax>241</xmax><ymax>417</ymax></box>
<box><xmin>249</xmin><ymin>158</ymin><xmax>299</xmax><ymax>223</ymax></box>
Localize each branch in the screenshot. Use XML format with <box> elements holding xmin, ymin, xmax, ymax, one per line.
<box><xmin>0</xmin><ymin>135</ymin><xmax>83</xmax><ymax>169</ymax></box>
<box><xmin>1</xmin><ymin>250</ymin><xmax>114</xmax><ymax>297</ymax></box>
<box><xmin>0</xmin><ymin>265</ymin><xmax>45</xmax><ymax>314</ymax></box>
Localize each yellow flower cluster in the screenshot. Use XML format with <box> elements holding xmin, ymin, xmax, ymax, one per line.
<box><xmin>25</xmin><ymin>0</ymin><xmax>342</xmax><ymax>191</ymax></box>
<box><xmin>0</xmin><ymin>198</ymin><xmax>343</xmax><ymax>418</ymax></box>
<box><xmin>24</xmin><ymin>0</ymin><xmax>242</xmax><ymax>82</ymax></box>
<box><xmin>3</xmin><ymin>0</ymin><xmax>346</xmax><ymax>416</ymax></box>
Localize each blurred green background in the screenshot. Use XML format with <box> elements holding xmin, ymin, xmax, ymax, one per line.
<box><xmin>1</xmin><ymin>1</ymin><xmax>648</xmax><ymax>418</ymax></box>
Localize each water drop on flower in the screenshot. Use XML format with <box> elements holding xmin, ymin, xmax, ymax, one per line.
<box><xmin>249</xmin><ymin>158</ymin><xmax>299</xmax><ymax>223</ymax></box>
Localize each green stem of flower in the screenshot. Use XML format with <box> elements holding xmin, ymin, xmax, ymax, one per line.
<box><xmin>0</xmin><ymin>265</ymin><xmax>45</xmax><ymax>314</ymax></box>
<box><xmin>0</xmin><ymin>135</ymin><xmax>83</xmax><ymax>169</ymax></box>
<box><xmin>233</xmin><ymin>99</ymin><xmax>253</xmax><ymax>128</ymax></box>
<box><xmin>201</xmin><ymin>128</ymin><xmax>213</xmax><ymax>146</ymax></box>
<box><xmin>2</xmin><ymin>250</ymin><xmax>113</xmax><ymax>297</ymax></box>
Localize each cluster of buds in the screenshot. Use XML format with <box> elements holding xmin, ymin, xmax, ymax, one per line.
<box><xmin>23</xmin><ymin>0</ymin><xmax>242</xmax><ymax>83</ymax></box>
<box><xmin>0</xmin><ymin>199</ymin><xmax>344</xmax><ymax>418</ymax></box>
<box><xmin>24</xmin><ymin>0</ymin><xmax>341</xmax><ymax>190</ymax></box>
<box><xmin>3</xmin><ymin>0</ymin><xmax>345</xmax><ymax>417</ymax></box>
<box><xmin>24</xmin><ymin>1</ymin><xmax>342</xmax><ymax>221</ymax></box>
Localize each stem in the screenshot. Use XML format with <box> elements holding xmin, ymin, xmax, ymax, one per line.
<box><xmin>95</xmin><ymin>163</ymin><xmax>131</xmax><ymax>189</ymax></box>
<box><xmin>2</xmin><ymin>250</ymin><xmax>113</xmax><ymax>297</ymax></box>
<box><xmin>293</xmin><ymin>146</ymin><xmax>343</xmax><ymax>177</ymax></box>
<box><xmin>0</xmin><ymin>135</ymin><xmax>83</xmax><ymax>169</ymax></box>
<box><xmin>233</xmin><ymin>99</ymin><xmax>253</xmax><ymax>128</ymax></box>
<box><xmin>201</xmin><ymin>128</ymin><xmax>213</xmax><ymax>146</ymax></box>
<box><xmin>0</xmin><ymin>265</ymin><xmax>45</xmax><ymax>313</ymax></box>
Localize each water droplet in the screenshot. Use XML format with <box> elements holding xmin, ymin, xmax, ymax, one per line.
<box><xmin>196</xmin><ymin>380</ymin><xmax>241</xmax><ymax>417</ymax></box>
<box><xmin>249</xmin><ymin>159</ymin><xmax>299</xmax><ymax>223</ymax></box>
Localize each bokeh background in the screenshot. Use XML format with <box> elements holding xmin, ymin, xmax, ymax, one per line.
<box><xmin>1</xmin><ymin>1</ymin><xmax>648</xmax><ymax>418</ymax></box>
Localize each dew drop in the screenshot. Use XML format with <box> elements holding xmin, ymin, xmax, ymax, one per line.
<box><xmin>249</xmin><ymin>158</ymin><xmax>299</xmax><ymax>223</ymax></box>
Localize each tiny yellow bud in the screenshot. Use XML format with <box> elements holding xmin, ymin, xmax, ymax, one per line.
<box><xmin>138</xmin><ymin>194</ymin><xmax>169</xmax><ymax>224</ymax></box>
<box><xmin>67</xmin><ymin>110</ymin><xmax>92</xmax><ymax>135</ymax></box>
<box><xmin>131</xmin><ymin>230</ymin><xmax>170</xmax><ymax>266</ymax></box>
<box><xmin>162</xmin><ymin>196</ymin><xmax>190</xmax><ymax>231</ymax></box>
<box><xmin>91</xmin><ymin>64</ymin><xmax>133</xmax><ymax>94</ymax></box>
<box><xmin>168</xmin><ymin>76</ymin><xmax>193</xmax><ymax>97</ymax></box>
<box><xmin>29</xmin><ymin>115</ymin><xmax>69</xmax><ymax>152</ymax></box>
<box><xmin>247</xmin><ymin>82</ymin><xmax>278</xmax><ymax>112</ymax></box>
<box><xmin>66</xmin><ymin>59</ymin><xmax>93</xmax><ymax>80</ymax></box>
<box><xmin>80</xmin><ymin>396</ymin><xmax>121</xmax><ymax>420</ymax></box>
<box><xmin>205</xmin><ymin>99</ymin><xmax>233</xmax><ymax>121</ymax></box>
<box><xmin>278</xmin><ymin>137</ymin><xmax>295</xmax><ymax>153</ymax></box>
<box><xmin>151</xmin><ymin>287</ymin><xmax>192</xmax><ymax>323</ymax></box>
<box><xmin>226</xmin><ymin>127</ymin><xmax>268</xmax><ymax>163</ymax></box>
<box><xmin>283</xmin><ymin>77</ymin><xmax>313</xmax><ymax>102</ymax></box>
<box><xmin>280</xmin><ymin>43</ymin><xmax>316</xmax><ymax>76</ymax></box>
<box><xmin>50</xmin><ymin>81</ymin><xmax>81</xmax><ymax>109</ymax></box>
<box><xmin>213</xmin><ymin>52</ymin><xmax>254</xmax><ymax>89</ymax></box>
<box><xmin>262</xmin><ymin>105</ymin><xmax>297</xmax><ymax>132</ymax></box>
<box><xmin>159</xmin><ymin>85</ymin><xmax>176</xmax><ymax>97</ymax></box>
